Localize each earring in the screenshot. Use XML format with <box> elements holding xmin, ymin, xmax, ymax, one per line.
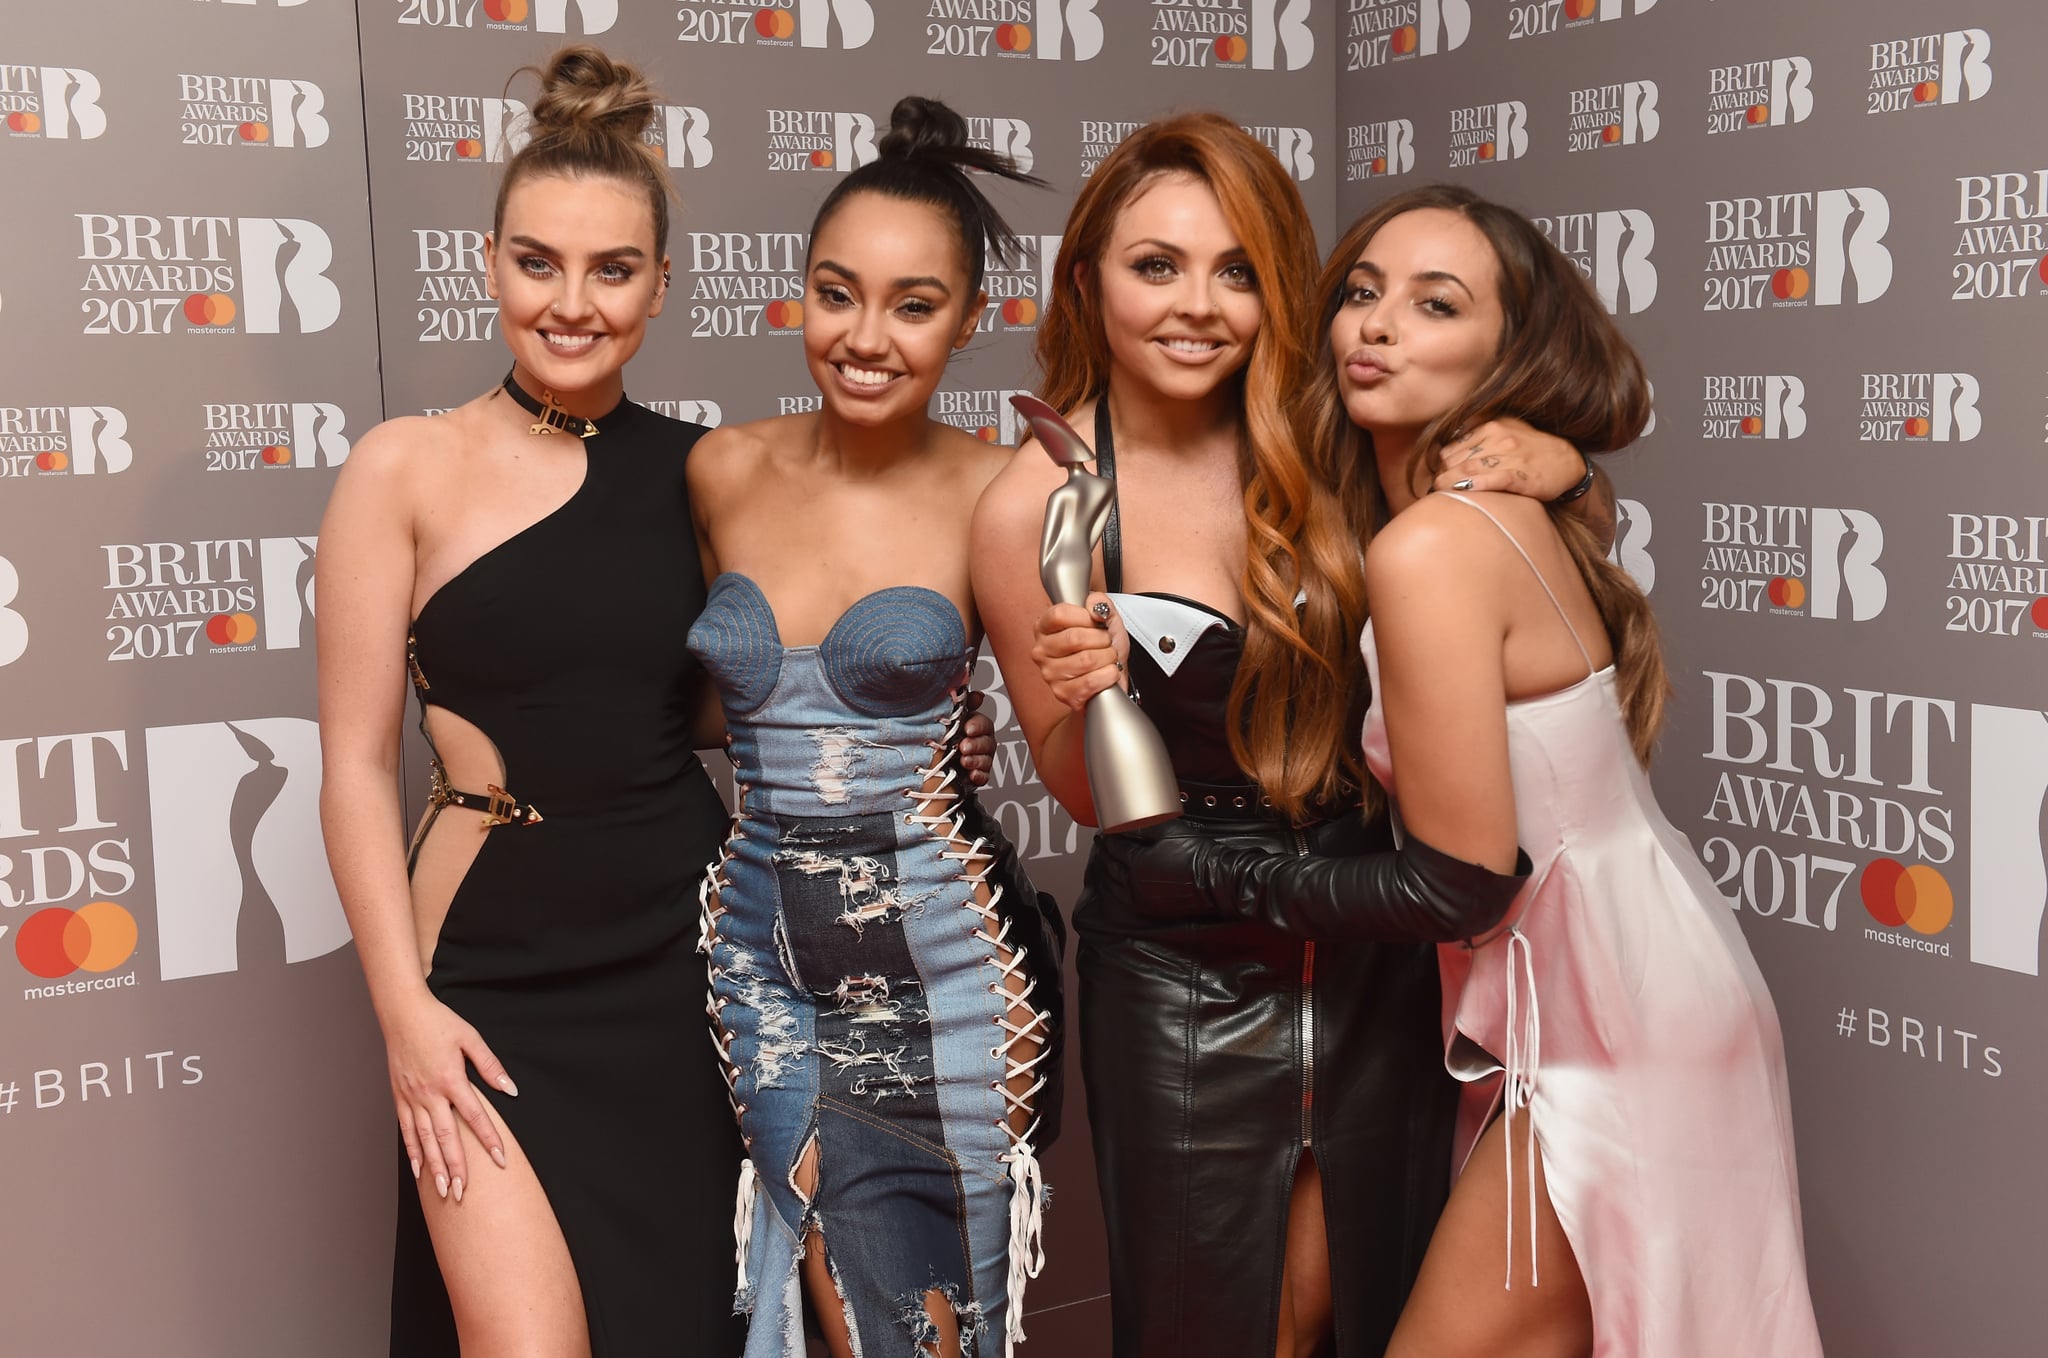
<box><xmin>661</xmin><ymin>268</ymin><xmax>672</xmax><ymax>290</ymax></box>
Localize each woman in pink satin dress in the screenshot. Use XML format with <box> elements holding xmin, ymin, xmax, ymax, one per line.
<box><xmin>1319</xmin><ymin>186</ymin><xmax>1825</xmax><ymax>1356</ymax></box>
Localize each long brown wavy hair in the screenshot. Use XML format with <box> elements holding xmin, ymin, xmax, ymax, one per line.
<box><xmin>1309</xmin><ymin>183</ymin><xmax>1667</xmax><ymax>762</ymax></box>
<box><xmin>1035</xmin><ymin>114</ymin><xmax>1367</xmax><ymax>817</ymax></box>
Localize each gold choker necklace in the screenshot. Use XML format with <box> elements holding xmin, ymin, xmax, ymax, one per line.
<box><xmin>501</xmin><ymin>369</ymin><xmax>601</xmax><ymax>439</ymax></box>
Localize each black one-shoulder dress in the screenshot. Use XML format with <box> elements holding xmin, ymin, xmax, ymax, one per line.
<box><xmin>390</xmin><ymin>398</ymin><xmax>743</xmax><ymax>1356</ymax></box>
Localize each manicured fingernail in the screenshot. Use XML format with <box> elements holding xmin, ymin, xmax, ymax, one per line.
<box><xmin>492</xmin><ymin>1146</ymin><xmax>508</xmax><ymax>1169</ymax></box>
<box><xmin>1454</xmin><ymin>478</ymin><xmax>1474</xmax><ymax>491</ymax></box>
<box><xmin>452</xmin><ymin>1177</ymin><xmax>465</xmax><ymax>1204</ymax></box>
<box><xmin>409</xmin><ymin>1156</ymin><xmax>422</xmax><ymax>1180</ymax></box>
<box><xmin>435</xmin><ymin>1173</ymin><xmax>448</xmax><ymax>1199</ymax></box>
<box><xmin>497</xmin><ymin>1075</ymin><xmax>519</xmax><ymax>1097</ymax></box>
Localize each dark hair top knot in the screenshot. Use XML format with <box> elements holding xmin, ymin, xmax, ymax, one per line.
<box><xmin>527</xmin><ymin>45</ymin><xmax>658</xmax><ymax>142</ymax></box>
<box><xmin>809</xmin><ymin>95</ymin><xmax>1047</xmax><ymax>298</ymax></box>
<box><xmin>493</xmin><ymin>45</ymin><xmax>676</xmax><ymax>254</ymax></box>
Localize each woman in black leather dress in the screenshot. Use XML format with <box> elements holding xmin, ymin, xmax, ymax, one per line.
<box><xmin>973</xmin><ymin>116</ymin><xmax>1600</xmax><ymax>1358</ymax></box>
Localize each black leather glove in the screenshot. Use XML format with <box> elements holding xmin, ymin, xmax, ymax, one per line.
<box><xmin>1123</xmin><ymin>828</ymin><xmax>1533</xmax><ymax>942</ymax></box>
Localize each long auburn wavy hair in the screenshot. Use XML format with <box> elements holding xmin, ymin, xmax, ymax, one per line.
<box><xmin>1036</xmin><ymin>114</ymin><xmax>1367</xmax><ymax>818</ymax></box>
<box><xmin>1309</xmin><ymin>183</ymin><xmax>1668</xmax><ymax>762</ymax></box>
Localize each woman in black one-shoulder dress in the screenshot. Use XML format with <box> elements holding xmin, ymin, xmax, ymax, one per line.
<box><xmin>317</xmin><ymin>50</ymin><xmax>741</xmax><ymax>1357</ymax></box>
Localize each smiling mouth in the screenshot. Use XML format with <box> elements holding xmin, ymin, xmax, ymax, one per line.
<box><xmin>541</xmin><ymin>330</ymin><xmax>602</xmax><ymax>355</ymax></box>
<box><xmin>1158</xmin><ymin>337</ymin><xmax>1224</xmax><ymax>355</ymax></box>
<box><xmin>834</xmin><ymin>361</ymin><xmax>901</xmax><ymax>389</ymax></box>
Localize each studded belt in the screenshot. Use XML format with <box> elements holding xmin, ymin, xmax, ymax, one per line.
<box><xmin>1174</xmin><ymin>778</ymin><xmax>1283</xmax><ymax>823</ymax></box>
<box><xmin>427</xmin><ymin>760</ymin><xmax>544</xmax><ymax>829</ymax></box>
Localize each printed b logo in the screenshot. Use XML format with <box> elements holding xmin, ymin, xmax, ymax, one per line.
<box><xmin>1941</xmin><ymin>29</ymin><xmax>1994</xmax><ymax>104</ymax></box>
<box><xmin>289</xmin><ymin>404</ymin><xmax>348</xmax><ymax>467</ymax></box>
<box><xmin>534</xmin><ymin>0</ymin><xmax>619</xmax><ymax>33</ymax></box>
<box><xmin>1252</xmin><ymin>0</ymin><xmax>1315</xmax><ymax>71</ymax></box>
<box><xmin>986</xmin><ymin>118</ymin><xmax>1033</xmax><ymax>174</ymax></box>
<box><xmin>266</xmin><ymin>79</ymin><xmax>328</xmax><ymax>148</ymax></box>
<box><xmin>1609</xmin><ymin>498</ymin><xmax>1655</xmax><ymax>592</ymax></box>
<box><xmin>67</xmin><ymin>406</ymin><xmax>133</xmax><ymax>474</ymax></box>
<box><xmin>0</xmin><ymin>553</ymin><xmax>26</xmax><ymax>667</ymax></box>
<box><xmin>1768</xmin><ymin>57</ymin><xmax>1815</xmax><ymax>125</ymax></box>
<box><xmin>657</xmin><ymin>105</ymin><xmax>713</xmax><ymax>169</ymax></box>
<box><xmin>29</xmin><ymin>67</ymin><xmax>106</xmax><ymax>140</ymax></box>
<box><xmin>482</xmin><ymin>97</ymin><xmax>531</xmax><ymax>163</ymax></box>
<box><xmin>1420</xmin><ymin>0</ymin><xmax>1471</xmax><ymax>55</ymax></box>
<box><xmin>1594</xmin><ymin>209</ymin><xmax>1657</xmax><ymax>314</ymax></box>
<box><xmin>1813</xmin><ymin>188</ymin><xmax>1892</xmax><ymax>305</ymax></box>
<box><xmin>796</xmin><ymin>0</ymin><xmax>873</xmax><ymax>49</ymax></box>
<box><xmin>1808</xmin><ymin>508</ymin><xmax>1887</xmax><ymax>621</ymax></box>
<box><xmin>1035</xmin><ymin>0</ymin><xmax>1104</xmax><ymax>61</ymax></box>
<box><xmin>236</xmin><ymin>218</ymin><xmax>341</xmax><ymax>334</ymax></box>
<box><xmin>834</xmin><ymin>112</ymin><xmax>877</xmax><ymax>171</ymax></box>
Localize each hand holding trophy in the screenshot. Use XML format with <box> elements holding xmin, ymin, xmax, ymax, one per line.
<box><xmin>1010</xmin><ymin>394</ymin><xmax>1182</xmax><ymax>833</ymax></box>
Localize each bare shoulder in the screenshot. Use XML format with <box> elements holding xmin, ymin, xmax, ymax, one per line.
<box><xmin>972</xmin><ymin>436</ymin><xmax>1065</xmax><ymax>537</ymax></box>
<box><xmin>1367</xmin><ymin>492</ymin><xmax>1531</xmax><ymax>592</ymax></box>
<box><xmin>328</xmin><ymin>412</ymin><xmax>446</xmax><ymax>504</ymax></box>
<box><xmin>930</xmin><ymin>422</ymin><xmax>1011</xmax><ymax>493</ymax></box>
<box><xmin>685</xmin><ymin>417</ymin><xmax>780</xmax><ymax>497</ymax></box>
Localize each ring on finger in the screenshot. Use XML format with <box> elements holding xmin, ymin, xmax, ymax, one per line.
<box><xmin>1091</xmin><ymin>601</ymin><xmax>1112</xmax><ymax>621</ymax></box>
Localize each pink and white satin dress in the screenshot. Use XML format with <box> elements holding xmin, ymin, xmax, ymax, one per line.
<box><xmin>1361</xmin><ymin>494</ymin><xmax>1825</xmax><ymax>1356</ymax></box>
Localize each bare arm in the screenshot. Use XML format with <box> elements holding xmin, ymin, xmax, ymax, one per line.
<box><xmin>316</xmin><ymin>421</ymin><xmax>511</xmax><ymax>1201</ymax></box>
<box><xmin>1364</xmin><ymin>499</ymin><xmax>1521</xmax><ymax>874</ymax></box>
<box><xmin>1433</xmin><ymin>419</ymin><xmax>1618</xmax><ymax>550</ymax></box>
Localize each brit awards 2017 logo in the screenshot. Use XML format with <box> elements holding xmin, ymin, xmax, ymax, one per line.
<box><xmin>1446</xmin><ymin>101</ymin><xmax>1527</xmax><ymax>169</ymax></box>
<box><xmin>399</xmin><ymin>0</ymin><xmax>618</xmax><ymax>34</ymax></box>
<box><xmin>1700</xmin><ymin>376</ymin><xmax>1805</xmax><ymax>441</ymax></box>
<box><xmin>2</xmin><ymin>732</ymin><xmax>138</xmax><ymax>983</ymax></box>
<box><xmin>764</xmin><ymin>110</ymin><xmax>877</xmax><ymax>172</ymax></box>
<box><xmin>76</xmin><ymin>214</ymin><xmax>342</xmax><ymax>336</ymax></box>
<box><xmin>1241</xmin><ymin>124</ymin><xmax>1314</xmax><ymax>181</ymax></box>
<box><xmin>683</xmin><ymin>229</ymin><xmax>809</xmax><ymax>338</ymax></box>
<box><xmin>1149</xmin><ymin>0</ymin><xmax>1313</xmax><ymax>71</ymax></box>
<box><xmin>677</xmin><ymin>0</ymin><xmax>874</xmax><ymax>49</ymax></box>
<box><xmin>1509</xmin><ymin>0</ymin><xmax>1656</xmax><ymax>40</ymax></box>
<box><xmin>413</xmin><ymin>227</ymin><xmax>494</xmax><ymax>343</ymax></box>
<box><xmin>1609</xmin><ymin>497</ymin><xmax>1654</xmax><ymax>592</ymax></box>
<box><xmin>97</xmin><ymin>535</ymin><xmax>317</xmax><ymax>662</ymax></box>
<box><xmin>398</xmin><ymin>94</ymin><xmax>528</xmax><ymax>164</ymax></box>
<box><xmin>1945</xmin><ymin>513</ymin><xmax>2048</xmax><ymax>642</ymax></box>
<box><xmin>1867</xmin><ymin>28</ymin><xmax>1991</xmax><ymax>114</ymax></box>
<box><xmin>1345</xmin><ymin>0</ymin><xmax>1468</xmax><ymax>70</ymax></box>
<box><xmin>1702</xmin><ymin>188</ymin><xmax>1891</xmax><ymax>311</ymax></box>
<box><xmin>144</xmin><ymin>720</ymin><xmax>349</xmax><ymax>982</ymax></box>
<box><xmin>1950</xmin><ymin>171</ymin><xmax>2047</xmax><ymax>302</ymax></box>
<box><xmin>0</xmin><ymin>406</ymin><xmax>132</xmax><ymax>479</ymax></box>
<box><xmin>0</xmin><ymin>63</ymin><xmax>105</xmax><ymax>139</ymax></box>
<box><xmin>1531</xmin><ymin>209</ymin><xmax>1656</xmax><ymax>314</ymax></box>
<box><xmin>1345</xmin><ymin>119</ymin><xmax>1414</xmax><ymax>181</ymax></box>
<box><xmin>1079</xmin><ymin>119</ymin><xmax>1143</xmax><ymax>177</ymax></box>
<box><xmin>977</xmin><ymin>235</ymin><xmax>1060</xmax><ymax>333</ymax></box>
<box><xmin>1565</xmin><ymin>79</ymin><xmax>1657</xmax><ymax>152</ymax></box>
<box><xmin>1858</xmin><ymin>374</ymin><xmax>1980</xmax><ymax>444</ymax></box>
<box><xmin>176</xmin><ymin>74</ymin><xmax>327</xmax><ymax>149</ymax></box>
<box><xmin>1698</xmin><ymin>504</ymin><xmax>1885</xmax><ymax>620</ymax></box>
<box><xmin>920</xmin><ymin>2</ymin><xmax>1046</xmax><ymax>60</ymax></box>
<box><xmin>933</xmin><ymin>388</ymin><xmax>1034</xmax><ymax>443</ymax></box>
<box><xmin>197</xmin><ymin>402</ymin><xmax>350</xmax><ymax>472</ymax></box>
<box><xmin>1705</xmin><ymin>55</ymin><xmax>1813</xmax><ymax>134</ymax></box>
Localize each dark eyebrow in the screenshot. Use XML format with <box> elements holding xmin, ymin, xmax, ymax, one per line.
<box><xmin>1350</xmin><ymin>261</ymin><xmax>1472</xmax><ymax>300</ymax></box>
<box><xmin>1125</xmin><ymin>238</ymin><xmax>1250</xmax><ymax>262</ymax></box>
<box><xmin>505</xmin><ymin>234</ymin><xmax>645</xmax><ymax>261</ymax></box>
<box><xmin>812</xmin><ymin>259</ymin><xmax>953</xmax><ymax>296</ymax></box>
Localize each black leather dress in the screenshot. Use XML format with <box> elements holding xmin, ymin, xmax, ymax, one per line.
<box><xmin>1076</xmin><ymin>412</ymin><xmax>1458</xmax><ymax>1358</ymax></box>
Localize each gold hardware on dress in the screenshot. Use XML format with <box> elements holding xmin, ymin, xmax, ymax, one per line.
<box><xmin>529</xmin><ymin>389</ymin><xmax>599</xmax><ymax>439</ymax></box>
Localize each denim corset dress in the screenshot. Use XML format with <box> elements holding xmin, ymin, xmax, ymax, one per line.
<box><xmin>689</xmin><ymin>573</ymin><xmax>1062</xmax><ymax>1358</ymax></box>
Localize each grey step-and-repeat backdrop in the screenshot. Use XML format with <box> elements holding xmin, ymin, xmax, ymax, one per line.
<box><xmin>0</xmin><ymin>1</ymin><xmax>2039</xmax><ymax>1354</ymax></box>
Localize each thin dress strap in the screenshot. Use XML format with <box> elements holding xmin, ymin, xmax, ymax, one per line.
<box><xmin>1437</xmin><ymin>492</ymin><xmax>1596</xmax><ymax>679</ymax></box>
<box><xmin>1094</xmin><ymin>399</ymin><xmax>1123</xmax><ymax>594</ymax></box>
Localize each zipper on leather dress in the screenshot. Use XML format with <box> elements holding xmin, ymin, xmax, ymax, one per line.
<box><xmin>1294</xmin><ymin>826</ymin><xmax>1315</xmax><ymax>1149</ymax></box>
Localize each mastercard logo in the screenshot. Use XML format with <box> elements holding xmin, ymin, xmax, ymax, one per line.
<box><xmin>7</xmin><ymin>111</ymin><xmax>43</xmax><ymax>134</ymax></box>
<box><xmin>1391</xmin><ymin>26</ymin><xmax>1418</xmax><ymax>55</ymax></box>
<box><xmin>15</xmin><ymin>902</ymin><xmax>138</xmax><ymax>979</ymax></box>
<box><xmin>1770</xmin><ymin>267</ymin><xmax>1810</xmax><ymax>301</ymax></box>
<box><xmin>1213</xmin><ymin>35</ymin><xmax>1249</xmax><ymax>62</ymax></box>
<box><xmin>184</xmin><ymin>292</ymin><xmax>237</xmax><ymax>326</ymax></box>
<box><xmin>455</xmin><ymin>139</ymin><xmax>483</xmax><ymax>159</ymax></box>
<box><xmin>1913</xmin><ymin>81</ymin><xmax>1940</xmax><ymax>104</ymax></box>
<box><xmin>2031</xmin><ymin>597</ymin><xmax>2048</xmax><ymax>630</ymax></box>
<box><xmin>1371</xmin><ymin>156</ymin><xmax>1387</xmax><ymax>174</ymax></box>
<box><xmin>206</xmin><ymin>612</ymin><xmax>258</xmax><ymax>645</ymax></box>
<box><xmin>238</xmin><ymin>121</ymin><xmax>270</xmax><ymax>144</ymax></box>
<box><xmin>995</xmin><ymin>22</ymin><xmax>1032</xmax><ymax>51</ymax></box>
<box><xmin>1903</xmin><ymin>417</ymin><xmax>1931</xmax><ymax>438</ymax></box>
<box><xmin>2036</xmin><ymin>255</ymin><xmax>2048</xmax><ymax>288</ymax></box>
<box><xmin>809</xmin><ymin>149</ymin><xmax>833</xmax><ymax>169</ymax></box>
<box><xmin>765</xmin><ymin>299</ymin><xmax>803</xmax><ymax>329</ymax></box>
<box><xmin>1000</xmin><ymin>297</ymin><xmax>1038</xmax><ymax>326</ymax></box>
<box><xmin>1746</xmin><ymin>104</ymin><xmax>1770</xmax><ymax>126</ymax></box>
<box><xmin>1767</xmin><ymin>576</ymin><xmax>1805</xmax><ymax>608</ymax></box>
<box><xmin>975</xmin><ymin>426</ymin><xmax>1000</xmax><ymax>442</ymax></box>
<box><xmin>261</xmin><ymin>445</ymin><xmax>293</xmax><ymax>466</ymax></box>
<box><xmin>1478</xmin><ymin>142</ymin><xmax>1496</xmax><ymax>161</ymax></box>
<box><xmin>35</xmin><ymin>450</ymin><xmax>69</xmax><ymax>472</ymax></box>
<box><xmin>1860</xmin><ymin>859</ymin><xmax>1954</xmax><ymax>935</ymax></box>
<box><xmin>1600</xmin><ymin>124</ymin><xmax>1623</xmax><ymax>145</ymax></box>
<box><xmin>754</xmin><ymin>7</ymin><xmax>795</xmax><ymax>39</ymax></box>
<box><xmin>483</xmin><ymin>0</ymin><xmax>529</xmax><ymax>20</ymax></box>
<box><xmin>1739</xmin><ymin>416</ymin><xmax>1764</xmax><ymax>435</ymax></box>
<box><xmin>1565</xmin><ymin>0</ymin><xmax>1597</xmax><ymax>17</ymax></box>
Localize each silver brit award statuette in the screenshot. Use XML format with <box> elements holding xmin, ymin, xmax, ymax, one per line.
<box><xmin>1010</xmin><ymin>394</ymin><xmax>1182</xmax><ymax>833</ymax></box>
